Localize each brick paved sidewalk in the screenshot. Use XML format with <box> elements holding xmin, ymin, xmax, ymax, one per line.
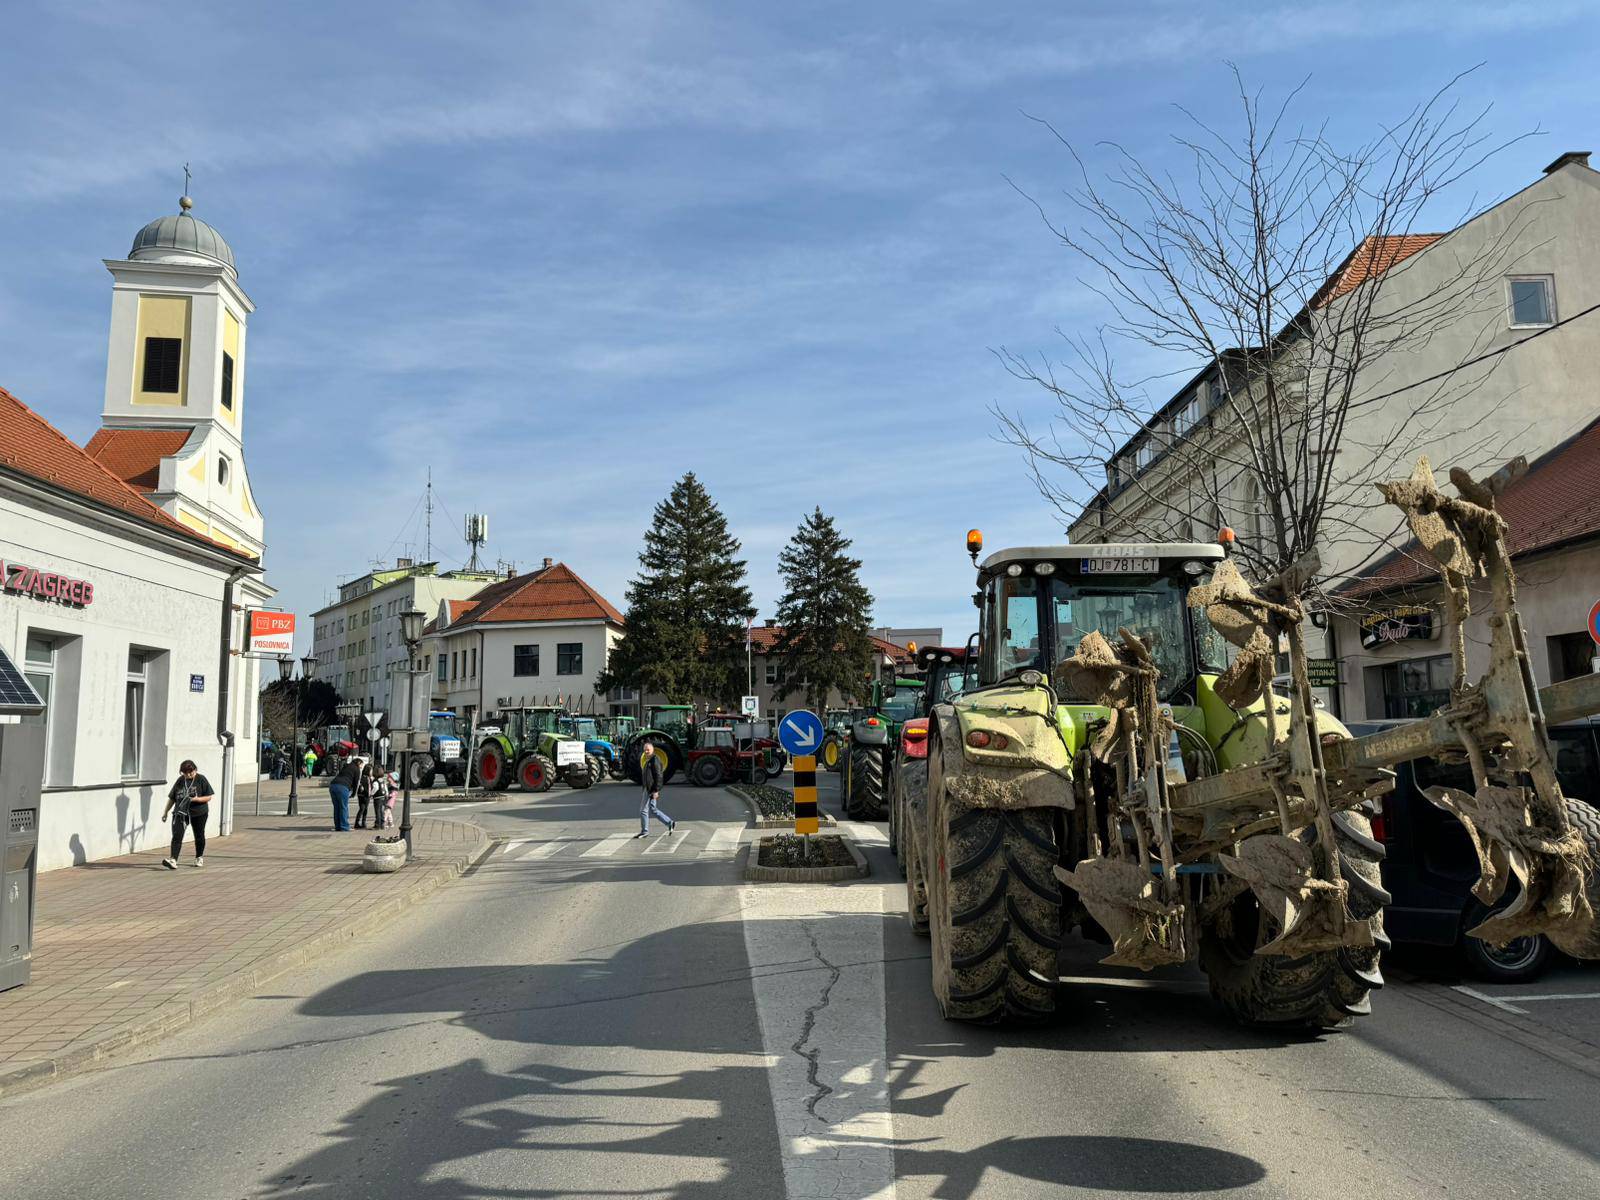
<box><xmin>0</xmin><ymin>812</ymin><xmax>492</xmax><ymax>1098</ymax></box>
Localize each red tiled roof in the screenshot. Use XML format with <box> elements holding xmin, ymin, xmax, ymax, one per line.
<box><xmin>446</xmin><ymin>599</ymin><xmax>478</xmax><ymax>623</ymax></box>
<box><xmin>0</xmin><ymin>386</ymin><xmax>253</xmax><ymax>561</ymax></box>
<box><xmin>748</xmin><ymin>623</ymin><xmax>912</xmax><ymax>663</ymax></box>
<box><xmin>84</xmin><ymin>427</ymin><xmax>192</xmax><ymax>493</ymax></box>
<box><xmin>450</xmin><ymin>563</ymin><xmax>622</xmax><ymax>627</ymax></box>
<box><xmin>1310</xmin><ymin>234</ymin><xmax>1444</xmax><ymax>309</ymax></box>
<box><xmin>1348</xmin><ymin>417</ymin><xmax>1600</xmax><ymax>597</ymax></box>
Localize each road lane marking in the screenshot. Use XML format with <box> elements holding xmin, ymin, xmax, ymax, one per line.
<box><xmin>740</xmin><ymin>882</ymin><xmax>896</xmax><ymax>1199</ymax></box>
<box><xmin>700</xmin><ymin>827</ymin><xmax>743</xmax><ymax>857</ymax></box>
<box><xmin>1453</xmin><ymin>986</ymin><xmax>1530</xmax><ymax>1015</ymax></box>
<box><xmin>642</xmin><ymin>832</ymin><xmax>687</xmax><ymax>855</ymax></box>
<box><xmin>1494</xmin><ymin>992</ymin><xmax>1600</xmax><ymax>1003</ymax></box>
<box><xmin>516</xmin><ymin>840</ymin><xmax>568</xmax><ymax>861</ymax></box>
<box><xmin>580</xmin><ymin>833</ymin><xmax>634</xmax><ymax>858</ymax></box>
<box><xmin>499</xmin><ymin>838</ymin><xmax>538</xmax><ymax>855</ymax></box>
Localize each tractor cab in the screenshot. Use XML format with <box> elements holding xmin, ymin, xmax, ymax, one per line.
<box><xmin>645</xmin><ymin>704</ymin><xmax>697</xmax><ymax>747</ymax></box>
<box><xmin>975</xmin><ymin>543</ymin><xmax>1228</xmax><ymax>704</ymax></box>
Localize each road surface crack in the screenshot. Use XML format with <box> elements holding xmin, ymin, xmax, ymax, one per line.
<box><xmin>794</xmin><ymin>919</ymin><xmax>843</xmax><ymax>1125</ymax></box>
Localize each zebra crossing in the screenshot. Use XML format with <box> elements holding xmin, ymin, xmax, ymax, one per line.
<box><xmin>496</xmin><ymin>825</ymin><xmax>751</xmax><ymax>864</ymax></box>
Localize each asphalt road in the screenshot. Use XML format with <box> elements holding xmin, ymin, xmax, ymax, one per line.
<box><xmin>2</xmin><ymin>772</ymin><xmax>1598</xmax><ymax>1199</ymax></box>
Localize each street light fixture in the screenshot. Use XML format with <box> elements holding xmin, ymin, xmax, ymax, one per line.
<box><xmin>397</xmin><ymin>609</ymin><xmax>427</xmax><ymax>862</ymax></box>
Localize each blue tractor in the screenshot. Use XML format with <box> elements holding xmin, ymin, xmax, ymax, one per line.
<box><xmin>559</xmin><ymin>714</ymin><xmax>624</xmax><ymax>782</ymax></box>
<box><xmin>405</xmin><ymin>711</ymin><xmax>470</xmax><ymax>790</ymax></box>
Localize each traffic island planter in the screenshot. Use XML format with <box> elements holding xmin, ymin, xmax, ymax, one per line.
<box><xmin>741</xmin><ymin>834</ymin><xmax>868</xmax><ymax>883</ymax></box>
<box><xmin>728</xmin><ymin>781</ymin><xmax>838</xmax><ymax>830</ymax></box>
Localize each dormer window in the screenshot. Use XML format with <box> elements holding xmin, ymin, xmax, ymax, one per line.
<box><xmin>142</xmin><ymin>337</ymin><xmax>182</xmax><ymax>393</ymax></box>
<box><xmin>221</xmin><ymin>351</ymin><xmax>235</xmax><ymax>409</ymax></box>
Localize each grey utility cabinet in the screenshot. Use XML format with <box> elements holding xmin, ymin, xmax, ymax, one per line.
<box><xmin>0</xmin><ymin>642</ymin><xmax>46</xmax><ymax>993</ymax></box>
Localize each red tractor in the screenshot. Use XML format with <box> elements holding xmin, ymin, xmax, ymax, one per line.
<box><xmin>704</xmin><ymin>713</ymin><xmax>787</xmax><ymax>779</ymax></box>
<box><xmin>687</xmin><ymin>726</ymin><xmax>770</xmax><ymax>787</ymax></box>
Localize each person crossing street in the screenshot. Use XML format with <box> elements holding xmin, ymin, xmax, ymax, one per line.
<box><xmin>635</xmin><ymin>736</ymin><xmax>677</xmax><ymax>838</ymax></box>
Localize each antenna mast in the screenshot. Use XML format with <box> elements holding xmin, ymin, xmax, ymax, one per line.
<box><xmin>425</xmin><ymin>468</ymin><xmax>433</xmax><ymax>561</ymax></box>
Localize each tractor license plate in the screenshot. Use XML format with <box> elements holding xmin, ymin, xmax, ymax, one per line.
<box><xmin>1080</xmin><ymin>557</ymin><xmax>1159</xmax><ymax>574</ymax></box>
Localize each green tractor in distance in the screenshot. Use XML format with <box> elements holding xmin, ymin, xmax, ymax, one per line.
<box><xmin>840</xmin><ymin>673</ymin><xmax>923</xmax><ymax>819</ymax></box>
<box><xmin>818</xmin><ymin>708</ymin><xmax>854</xmax><ymax>773</ymax></box>
<box><xmin>622</xmin><ymin>704</ymin><xmax>698</xmax><ymax>785</ymax></box>
<box><xmin>474</xmin><ymin>706</ymin><xmax>595</xmax><ymax>793</ymax></box>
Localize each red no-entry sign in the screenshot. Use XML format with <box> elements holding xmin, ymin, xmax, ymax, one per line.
<box><xmin>1588</xmin><ymin>599</ymin><xmax>1600</xmax><ymax>646</ymax></box>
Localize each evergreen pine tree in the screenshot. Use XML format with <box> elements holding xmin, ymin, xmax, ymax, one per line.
<box><xmin>772</xmin><ymin>507</ymin><xmax>874</xmax><ymax>710</ymax></box>
<box><xmin>601</xmin><ymin>473</ymin><xmax>754</xmax><ymax>704</ymax></box>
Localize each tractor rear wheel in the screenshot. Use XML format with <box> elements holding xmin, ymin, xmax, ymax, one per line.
<box><xmin>475</xmin><ymin>742</ymin><xmax>509</xmax><ymax>792</ymax></box>
<box><xmin>1546</xmin><ymin>796</ymin><xmax>1600</xmax><ymax>960</ymax></box>
<box><xmin>1199</xmin><ymin>810</ymin><xmax>1389</xmax><ymax>1030</ymax></box>
<box><xmin>515</xmin><ymin>753</ymin><xmax>556</xmax><ymax>793</ymax></box>
<box><xmin>846</xmin><ymin>745</ymin><xmax>886</xmax><ymax>819</ymax></box>
<box><xmin>925</xmin><ymin>726</ymin><xmax>1060</xmax><ymax>1023</ymax></box>
<box><xmin>904</xmin><ymin>802</ymin><xmax>930</xmax><ymax>937</ymax></box>
<box><xmin>691</xmin><ymin>755</ymin><xmax>724</xmax><ymax>787</ymax></box>
<box><xmin>407</xmin><ymin>755</ymin><xmax>437</xmax><ymax>791</ymax></box>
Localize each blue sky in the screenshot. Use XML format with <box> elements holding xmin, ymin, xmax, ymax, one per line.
<box><xmin>3</xmin><ymin>2</ymin><xmax>1599</xmax><ymax>652</ymax></box>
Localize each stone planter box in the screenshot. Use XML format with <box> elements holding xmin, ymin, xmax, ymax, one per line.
<box><xmin>740</xmin><ymin>836</ymin><xmax>869</xmax><ymax>883</ymax></box>
<box><xmin>729</xmin><ymin>787</ymin><xmax>838</xmax><ymax>829</ymax></box>
<box><xmin>362</xmin><ymin>838</ymin><xmax>407</xmax><ymax>873</ymax></box>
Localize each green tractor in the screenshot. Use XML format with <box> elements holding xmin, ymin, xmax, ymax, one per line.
<box><xmin>839</xmin><ymin>674</ymin><xmax>923</xmax><ymax>819</ymax></box>
<box><xmin>622</xmin><ymin>704</ymin><xmax>698</xmax><ymax>785</ymax></box>
<box><xmin>907</xmin><ymin>490</ymin><xmax>1600</xmax><ymax>1027</ymax></box>
<box><xmin>818</xmin><ymin>707</ymin><xmax>854</xmax><ymax>773</ymax></box>
<box><xmin>473</xmin><ymin>706</ymin><xmax>596</xmax><ymax>793</ymax></box>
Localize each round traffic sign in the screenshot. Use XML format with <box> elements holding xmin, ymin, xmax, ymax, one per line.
<box><xmin>777</xmin><ymin>710</ymin><xmax>825</xmax><ymax>757</ymax></box>
<box><xmin>1589</xmin><ymin>599</ymin><xmax>1600</xmax><ymax>646</ymax></box>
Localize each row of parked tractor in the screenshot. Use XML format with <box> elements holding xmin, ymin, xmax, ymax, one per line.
<box><xmin>402</xmin><ymin>704</ymin><xmax>791</xmax><ymax>795</ymax></box>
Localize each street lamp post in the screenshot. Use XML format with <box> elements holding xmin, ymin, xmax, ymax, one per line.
<box><xmin>398</xmin><ymin>608</ymin><xmax>426</xmax><ymax>862</ymax></box>
<box><xmin>279</xmin><ymin>653</ymin><xmax>318</xmax><ymax>817</ymax></box>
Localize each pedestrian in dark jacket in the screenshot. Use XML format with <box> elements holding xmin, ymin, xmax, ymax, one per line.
<box><xmin>329</xmin><ymin>756</ymin><xmax>363</xmax><ymax>832</ymax></box>
<box><xmin>161</xmin><ymin>760</ymin><xmax>215</xmax><ymax>868</ymax></box>
<box><xmin>354</xmin><ymin>762</ymin><xmax>373</xmax><ymax>829</ymax></box>
<box><xmin>636</xmin><ymin>737</ymin><xmax>676</xmax><ymax>837</ymax></box>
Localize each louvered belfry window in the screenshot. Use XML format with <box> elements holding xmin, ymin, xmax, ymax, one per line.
<box><xmin>142</xmin><ymin>336</ymin><xmax>182</xmax><ymax>393</ymax></box>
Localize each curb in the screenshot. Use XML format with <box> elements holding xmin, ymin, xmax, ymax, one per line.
<box><xmin>0</xmin><ymin>825</ymin><xmax>496</xmax><ymax>1102</ymax></box>
<box><xmin>727</xmin><ymin>785</ymin><xmax>838</xmax><ymax>830</ymax></box>
<box><xmin>740</xmin><ymin>834</ymin><xmax>870</xmax><ymax>883</ymax></box>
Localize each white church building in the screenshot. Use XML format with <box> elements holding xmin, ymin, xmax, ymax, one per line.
<box><xmin>0</xmin><ymin>195</ymin><xmax>274</xmax><ymax>870</ymax></box>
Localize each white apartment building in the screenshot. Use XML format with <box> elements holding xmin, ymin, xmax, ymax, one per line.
<box><xmin>309</xmin><ymin>561</ymin><xmax>499</xmax><ymax>714</ymax></box>
<box><xmin>1065</xmin><ymin>151</ymin><xmax>1600</xmax><ymax>719</ymax></box>
<box><xmin>426</xmin><ymin>560</ymin><xmax>625</xmax><ymax>725</ymax></box>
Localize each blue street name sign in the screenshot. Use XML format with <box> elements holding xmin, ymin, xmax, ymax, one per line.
<box><xmin>778</xmin><ymin>709</ymin><xmax>825</xmax><ymax>757</ymax></box>
<box><xmin>189</xmin><ymin>674</ymin><xmax>205</xmax><ymax>693</ymax></box>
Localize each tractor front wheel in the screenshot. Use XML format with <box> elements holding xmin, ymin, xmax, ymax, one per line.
<box><xmin>515</xmin><ymin>753</ymin><xmax>556</xmax><ymax>793</ymax></box>
<box><xmin>691</xmin><ymin>755</ymin><xmax>724</xmax><ymax>787</ymax></box>
<box><xmin>586</xmin><ymin>755</ymin><xmax>606</xmax><ymax>787</ymax></box>
<box><xmin>407</xmin><ymin>754</ymin><xmax>437</xmax><ymax>791</ymax></box>
<box><xmin>821</xmin><ymin>735</ymin><xmax>842</xmax><ymax>772</ymax></box>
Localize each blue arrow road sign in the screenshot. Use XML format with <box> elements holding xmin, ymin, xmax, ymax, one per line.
<box><xmin>778</xmin><ymin>709</ymin><xmax>825</xmax><ymax>757</ymax></box>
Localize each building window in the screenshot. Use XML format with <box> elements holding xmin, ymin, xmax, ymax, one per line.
<box><xmin>514</xmin><ymin>644</ymin><xmax>540</xmax><ymax>676</ymax></box>
<box><xmin>23</xmin><ymin>635</ymin><xmax>55</xmax><ymax>767</ymax></box>
<box><xmin>220</xmin><ymin>350</ymin><xmax>235</xmax><ymax>410</ymax></box>
<box><xmin>1547</xmin><ymin>631</ymin><xmax>1595</xmax><ymax>683</ymax></box>
<box><xmin>765</xmin><ymin>662</ymin><xmax>778</xmax><ymax>685</ymax></box>
<box><xmin>217</xmin><ymin>454</ymin><xmax>231</xmax><ymax>488</ymax></box>
<box><xmin>141</xmin><ymin>336</ymin><xmax>182</xmax><ymax>393</ymax></box>
<box><xmin>1380</xmin><ymin>654</ymin><xmax>1453</xmax><ymax>719</ymax></box>
<box><xmin>557</xmin><ymin>643</ymin><xmax>583</xmax><ymax>676</ymax></box>
<box><xmin>451</xmin><ymin>651</ymin><xmax>458</xmax><ymax>681</ymax></box>
<box><xmin>470</xmin><ymin>647</ymin><xmax>477</xmax><ymax>678</ymax></box>
<box><xmin>123</xmin><ymin>650</ymin><xmax>148</xmax><ymax>779</ymax></box>
<box><xmin>437</xmin><ymin>655</ymin><xmax>447</xmax><ymax>683</ymax></box>
<box><xmin>1508</xmin><ymin>276</ymin><xmax>1554</xmax><ymax>328</ymax></box>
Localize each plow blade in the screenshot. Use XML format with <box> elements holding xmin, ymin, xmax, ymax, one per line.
<box><xmin>1055</xmin><ymin>858</ymin><xmax>1187</xmax><ymax>969</ymax></box>
<box><xmin>1218</xmin><ymin>835</ymin><xmax>1370</xmax><ymax>957</ymax></box>
<box><xmin>1423</xmin><ymin>782</ymin><xmax>1592</xmax><ymax>945</ymax></box>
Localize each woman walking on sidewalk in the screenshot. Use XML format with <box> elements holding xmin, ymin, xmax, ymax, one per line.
<box><xmin>328</xmin><ymin>755</ymin><xmax>363</xmax><ymax>832</ymax></box>
<box><xmin>161</xmin><ymin>760</ymin><xmax>214</xmax><ymax>868</ymax></box>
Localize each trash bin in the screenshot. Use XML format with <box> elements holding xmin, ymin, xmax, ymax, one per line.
<box><xmin>0</xmin><ymin>642</ymin><xmax>47</xmax><ymax>993</ymax></box>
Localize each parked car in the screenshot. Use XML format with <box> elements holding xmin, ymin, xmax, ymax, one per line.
<box><xmin>1346</xmin><ymin>717</ymin><xmax>1600</xmax><ymax>982</ymax></box>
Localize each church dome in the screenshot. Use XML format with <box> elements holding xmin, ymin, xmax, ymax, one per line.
<box><xmin>129</xmin><ymin>196</ymin><xmax>235</xmax><ymax>275</ymax></box>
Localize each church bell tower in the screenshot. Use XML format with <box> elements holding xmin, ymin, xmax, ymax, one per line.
<box><xmin>94</xmin><ymin>193</ymin><xmax>264</xmax><ymax>558</ymax></box>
